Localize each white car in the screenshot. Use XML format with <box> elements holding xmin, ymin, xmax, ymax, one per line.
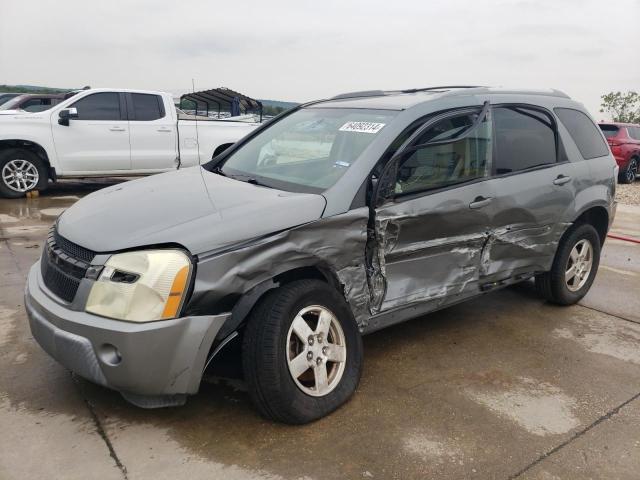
<box><xmin>0</xmin><ymin>88</ymin><xmax>259</xmax><ymax>197</ymax></box>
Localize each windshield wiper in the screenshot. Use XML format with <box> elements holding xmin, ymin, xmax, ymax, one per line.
<box><xmin>211</xmin><ymin>166</ymin><xmax>227</xmax><ymax>177</ymax></box>
<box><xmin>224</xmin><ymin>171</ymin><xmax>274</xmax><ymax>188</ymax></box>
<box><xmin>245</xmin><ymin>177</ymin><xmax>274</xmax><ymax>188</ymax></box>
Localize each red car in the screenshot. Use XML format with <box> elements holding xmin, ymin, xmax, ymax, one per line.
<box><xmin>599</xmin><ymin>122</ymin><xmax>640</xmax><ymax>183</ymax></box>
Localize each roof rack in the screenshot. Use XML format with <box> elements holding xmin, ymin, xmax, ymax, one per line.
<box><xmin>330</xmin><ymin>86</ymin><xmax>485</xmax><ymax>101</ymax></box>
<box><xmin>331</xmin><ymin>90</ymin><xmax>387</xmax><ymax>100</ymax></box>
<box><xmin>400</xmin><ymin>85</ymin><xmax>485</xmax><ymax>93</ymax></box>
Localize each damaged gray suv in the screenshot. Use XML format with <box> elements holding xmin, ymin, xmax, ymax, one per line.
<box><xmin>25</xmin><ymin>86</ymin><xmax>617</xmax><ymax>423</ymax></box>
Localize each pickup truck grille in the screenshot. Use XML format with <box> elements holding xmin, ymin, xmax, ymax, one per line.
<box><xmin>40</xmin><ymin>227</ymin><xmax>96</xmax><ymax>303</ymax></box>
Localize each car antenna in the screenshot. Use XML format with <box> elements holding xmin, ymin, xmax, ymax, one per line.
<box><xmin>192</xmin><ymin>78</ymin><xmax>201</xmax><ymax>166</ymax></box>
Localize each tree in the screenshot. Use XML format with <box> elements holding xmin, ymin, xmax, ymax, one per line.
<box><xmin>600</xmin><ymin>91</ymin><xmax>640</xmax><ymax>123</ymax></box>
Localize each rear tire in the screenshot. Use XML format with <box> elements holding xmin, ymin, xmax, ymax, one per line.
<box><xmin>535</xmin><ymin>224</ymin><xmax>601</xmax><ymax>305</ymax></box>
<box><xmin>619</xmin><ymin>158</ymin><xmax>637</xmax><ymax>184</ymax></box>
<box><xmin>0</xmin><ymin>148</ymin><xmax>48</xmax><ymax>198</ymax></box>
<box><xmin>242</xmin><ymin>279</ymin><xmax>363</xmax><ymax>424</ymax></box>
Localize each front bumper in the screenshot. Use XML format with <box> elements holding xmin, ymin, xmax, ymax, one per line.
<box><xmin>25</xmin><ymin>263</ymin><xmax>230</xmax><ymax>408</ymax></box>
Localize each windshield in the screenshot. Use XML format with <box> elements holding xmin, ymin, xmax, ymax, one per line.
<box><xmin>216</xmin><ymin>107</ymin><xmax>398</xmax><ymax>193</ymax></box>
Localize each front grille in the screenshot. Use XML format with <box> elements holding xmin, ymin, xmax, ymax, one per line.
<box><xmin>53</xmin><ymin>228</ymin><xmax>95</xmax><ymax>263</ymax></box>
<box><xmin>40</xmin><ymin>227</ymin><xmax>96</xmax><ymax>303</ymax></box>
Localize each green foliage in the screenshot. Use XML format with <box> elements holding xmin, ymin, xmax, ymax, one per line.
<box><xmin>0</xmin><ymin>84</ymin><xmax>70</xmax><ymax>94</ymax></box>
<box><xmin>262</xmin><ymin>105</ymin><xmax>287</xmax><ymax>116</ymax></box>
<box><xmin>600</xmin><ymin>91</ymin><xmax>640</xmax><ymax>123</ymax></box>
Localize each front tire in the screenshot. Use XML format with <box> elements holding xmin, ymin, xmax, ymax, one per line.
<box><xmin>242</xmin><ymin>279</ymin><xmax>363</xmax><ymax>424</ymax></box>
<box><xmin>535</xmin><ymin>224</ymin><xmax>601</xmax><ymax>305</ymax></box>
<box><xmin>619</xmin><ymin>158</ymin><xmax>638</xmax><ymax>184</ymax></box>
<box><xmin>0</xmin><ymin>148</ymin><xmax>48</xmax><ymax>198</ymax></box>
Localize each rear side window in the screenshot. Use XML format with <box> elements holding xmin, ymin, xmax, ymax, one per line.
<box><xmin>555</xmin><ymin>108</ymin><xmax>609</xmax><ymax>159</ymax></box>
<box><xmin>493</xmin><ymin>107</ymin><xmax>557</xmax><ymax>174</ymax></box>
<box><xmin>131</xmin><ymin>93</ymin><xmax>164</xmax><ymax>121</ymax></box>
<box><xmin>71</xmin><ymin>93</ymin><xmax>121</xmax><ymax>121</ymax></box>
<box><xmin>629</xmin><ymin>126</ymin><xmax>640</xmax><ymax>141</ymax></box>
<box><xmin>599</xmin><ymin>124</ymin><xmax>619</xmax><ymax>138</ymax></box>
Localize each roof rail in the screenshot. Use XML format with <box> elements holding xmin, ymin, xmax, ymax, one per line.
<box><xmin>331</xmin><ymin>90</ymin><xmax>388</xmax><ymax>100</ymax></box>
<box><xmin>401</xmin><ymin>85</ymin><xmax>485</xmax><ymax>93</ymax></box>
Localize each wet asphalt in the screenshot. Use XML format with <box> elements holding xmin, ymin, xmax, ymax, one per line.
<box><xmin>1</xmin><ymin>179</ymin><xmax>639</xmax><ymax>480</ymax></box>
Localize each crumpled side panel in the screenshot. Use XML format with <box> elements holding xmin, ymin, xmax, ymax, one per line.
<box><xmin>190</xmin><ymin>208</ymin><xmax>373</xmax><ymax>329</ymax></box>
<box><xmin>480</xmin><ymin>222</ymin><xmax>572</xmax><ymax>276</ymax></box>
<box><xmin>369</xmin><ymin>206</ymin><xmax>490</xmax><ymax>313</ymax></box>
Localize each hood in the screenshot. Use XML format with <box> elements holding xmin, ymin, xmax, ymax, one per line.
<box><xmin>57</xmin><ymin>167</ymin><xmax>327</xmax><ymax>255</ymax></box>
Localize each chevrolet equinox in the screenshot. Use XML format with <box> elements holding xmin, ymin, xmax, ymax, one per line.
<box><xmin>25</xmin><ymin>86</ymin><xmax>617</xmax><ymax>423</ymax></box>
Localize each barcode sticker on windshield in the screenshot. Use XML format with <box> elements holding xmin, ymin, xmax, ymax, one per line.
<box><xmin>339</xmin><ymin>122</ymin><xmax>386</xmax><ymax>134</ymax></box>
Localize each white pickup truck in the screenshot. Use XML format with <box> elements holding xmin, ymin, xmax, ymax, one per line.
<box><xmin>0</xmin><ymin>88</ymin><xmax>259</xmax><ymax>197</ymax></box>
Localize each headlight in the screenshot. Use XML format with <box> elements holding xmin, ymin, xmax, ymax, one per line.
<box><xmin>86</xmin><ymin>249</ymin><xmax>192</xmax><ymax>322</ymax></box>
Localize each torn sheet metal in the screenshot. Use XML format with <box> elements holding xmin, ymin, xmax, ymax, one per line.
<box><xmin>189</xmin><ymin>208</ymin><xmax>373</xmax><ymax>330</ymax></box>
<box><xmin>369</xmin><ymin>195</ymin><xmax>572</xmax><ymax>321</ymax></box>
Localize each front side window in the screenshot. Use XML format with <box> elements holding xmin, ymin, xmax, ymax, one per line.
<box><xmin>71</xmin><ymin>92</ymin><xmax>121</xmax><ymax>121</ymax></box>
<box><xmin>131</xmin><ymin>93</ymin><xmax>164</xmax><ymax>121</ymax></box>
<box><xmin>218</xmin><ymin>108</ymin><xmax>398</xmax><ymax>192</ymax></box>
<box><xmin>555</xmin><ymin>108</ymin><xmax>609</xmax><ymax>159</ymax></box>
<box><xmin>494</xmin><ymin>107</ymin><xmax>557</xmax><ymax>174</ymax></box>
<box><xmin>394</xmin><ymin>110</ymin><xmax>492</xmax><ymax>195</ymax></box>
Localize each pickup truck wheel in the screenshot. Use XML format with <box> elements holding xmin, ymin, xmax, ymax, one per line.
<box><xmin>619</xmin><ymin>158</ymin><xmax>637</xmax><ymax>184</ymax></box>
<box><xmin>535</xmin><ymin>224</ymin><xmax>601</xmax><ymax>305</ymax></box>
<box><xmin>0</xmin><ymin>149</ymin><xmax>48</xmax><ymax>198</ymax></box>
<box><xmin>242</xmin><ymin>279</ymin><xmax>363</xmax><ymax>424</ymax></box>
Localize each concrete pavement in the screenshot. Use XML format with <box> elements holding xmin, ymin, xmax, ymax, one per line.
<box><xmin>1</xmin><ymin>180</ymin><xmax>639</xmax><ymax>480</ymax></box>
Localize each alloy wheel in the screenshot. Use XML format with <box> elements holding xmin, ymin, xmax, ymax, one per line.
<box><xmin>286</xmin><ymin>305</ymin><xmax>347</xmax><ymax>397</ymax></box>
<box><xmin>627</xmin><ymin>160</ymin><xmax>638</xmax><ymax>183</ymax></box>
<box><xmin>565</xmin><ymin>239</ymin><xmax>593</xmax><ymax>292</ymax></box>
<box><xmin>2</xmin><ymin>159</ymin><xmax>39</xmax><ymax>193</ymax></box>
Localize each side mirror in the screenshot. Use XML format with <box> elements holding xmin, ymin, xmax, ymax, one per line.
<box><xmin>58</xmin><ymin>108</ymin><xmax>78</xmax><ymax>126</ymax></box>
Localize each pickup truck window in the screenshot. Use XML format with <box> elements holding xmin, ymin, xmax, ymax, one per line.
<box><xmin>219</xmin><ymin>108</ymin><xmax>397</xmax><ymax>193</ymax></box>
<box><xmin>71</xmin><ymin>92</ymin><xmax>121</xmax><ymax>121</ymax></box>
<box><xmin>131</xmin><ymin>93</ymin><xmax>164</xmax><ymax>121</ymax></box>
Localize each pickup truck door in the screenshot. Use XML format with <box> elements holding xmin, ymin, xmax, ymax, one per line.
<box><xmin>52</xmin><ymin>92</ymin><xmax>131</xmax><ymax>173</ymax></box>
<box><xmin>127</xmin><ymin>93</ymin><xmax>178</xmax><ymax>172</ymax></box>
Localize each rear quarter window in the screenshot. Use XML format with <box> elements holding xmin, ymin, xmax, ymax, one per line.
<box><xmin>599</xmin><ymin>124</ymin><xmax>619</xmax><ymax>138</ymax></box>
<box><xmin>555</xmin><ymin>108</ymin><xmax>609</xmax><ymax>159</ymax></box>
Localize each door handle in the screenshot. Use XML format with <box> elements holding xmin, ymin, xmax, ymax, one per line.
<box><xmin>157</xmin><ymin>127</ymin><xmax>172</xmax><ymax>133</ymax></box>
<box><xmin>553</xmin><ymin>175</ymin><xmax>571</xmax><ymax>186</ymax></box>
<box><xmin>109</xmin><ymin>127</ymin><xmax>126</xmax><ymax>132</ymax></box>
<box><xmin>469</xmin><ymin>196</ymin><xmax>492</xmax><ymax>209</ymax></box>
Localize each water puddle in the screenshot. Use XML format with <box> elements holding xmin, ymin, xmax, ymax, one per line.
<box><xmin>468</xmin><ymin>376</ymin><xmax>579</xmax><ymax>436</ymax></box>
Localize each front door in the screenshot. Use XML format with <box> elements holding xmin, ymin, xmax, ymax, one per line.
<box><xmin>52</xmin><ymin>92</ymin><xmax>131</xmax><ymax>173</ymax></box>
<box><xmin>371</xmin><ymin>106</ymin><xmax>495</xmax><ymax>312</ymax></box>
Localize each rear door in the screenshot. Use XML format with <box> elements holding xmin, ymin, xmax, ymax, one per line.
<box><xmin>52</xmin><ymin>92</ymin><xmax>131</xmax><ymax>173</ymax></box>
<box><xmin>371</xmin><ymin>106</ymin><xmax>495</xmax><ymax>312</ymax></box>
<box><xmin>482</xmin><ymin>105</ymin><xmax>580</xmax><ymax>284</ymax></box>
<box><xmin>127</xmin><ymin>93</ymin><xmax>178</xmax><ymax>172</ymax></box>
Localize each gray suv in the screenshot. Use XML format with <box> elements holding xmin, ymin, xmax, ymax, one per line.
<box><xmin>25</xmin><ymin>86</ymin><xmax>617</xmax><ymax>423</ymax></box>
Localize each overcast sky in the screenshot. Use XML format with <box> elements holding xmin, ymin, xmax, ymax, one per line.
<box><xmin>1</xmin><ymin>0</ymin><xmax>639</xmax><ymax>118</ymax></box>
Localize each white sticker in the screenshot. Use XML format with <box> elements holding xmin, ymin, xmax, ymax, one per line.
<box><xmin>339</xmin><ymin>121</ymin><xmax>386</xmax><ymax>134</ymax></box>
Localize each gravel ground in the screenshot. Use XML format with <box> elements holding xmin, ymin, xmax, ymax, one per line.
<box><xmin>616</xmin><ymin>182</ymin><xmax>640</xmax><ymax>206</ymax></box>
